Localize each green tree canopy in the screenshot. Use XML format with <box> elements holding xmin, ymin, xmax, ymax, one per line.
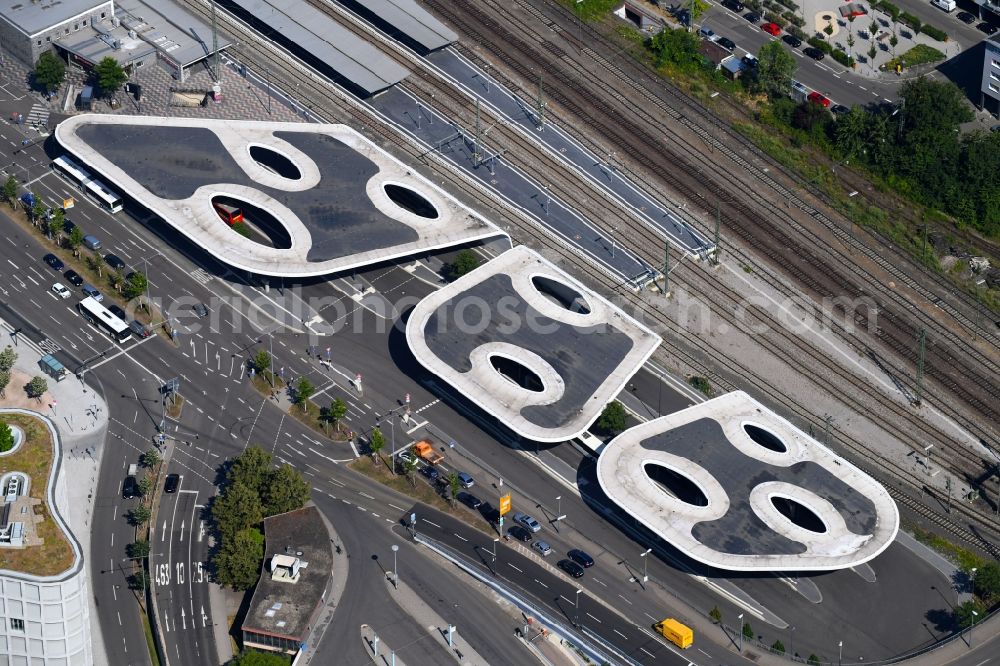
<box><xmin>2</xmin><ymin>176</ymin><xmax>17</xmax><ymax>207</ymax></box>
<box><xmin>447</xmin><ymin>249</ymin><xmax>480</xmax><ymax>280</ymax></box>
<box><xmin>755</xmin><ymin>40</ymin><xmax>797</xmax><ymax>98</ymax></box>
<box><xmin>328</xmin><ymin>398</ymin><xmax>347</xmax><ymax>429</ymax></box>
<box><xmin>261</xmin><ymin>464</ymin><xmax>311</xmax><ymax>516</ymax></box>
<box><xmin>34</xmin><ymin>51</ymin><xmax>65</xmax><ymax>93</ymax></box>
<box><xmin>648</xmin><ymin>27</ymin><xmax>702</xmax><ymax>69</ymax></box>
<box><xmin>25</xmin><ymin>376</ymin><xmax>47</xmax><ymax>399</ymax></box>
<box><xmin>123</xmin><ymin>270</ymin><xmax>148</xmax><ymax>300</ymax></box>
<box><xmin>141</xmin><ymin>448</ymin><xmax>161</xmax><ymax>468</ymax></box>
<box><xmin>212</xmin><ymin>481</ymin><xmax>263</xmax><ymax>542</ymax></box>
<box><xmin>596</xmin><ymin>401</ymin><xmax>627</xmax><ymax>435</ymax></box>
<box><xmin>954</xmin><ymin>598</ymin><xmax>987</xmax><ymax>629</ymax></box>
<box><xmin>252</xmin><ymin>350</ymin><xmax>271</xmax><ymax>374</ymax></box>
<box><xmin>48</xmin><ymin>208</ymin><xmax>65</xmax><ymax>240</ymax></box>
<box><xmin>974</xmin><ymin>562</ymin><xmax>1000</xmax><ymax>601</ymax></box>
<box><xmin>0</xmin><ymin>422</ymin><xmax>14</xmax><ymax>453</ymax></box>
<box><xmin>214</xmin><ymin>527</ymin><xmax>265</xmax><ymax>590</ymax></box>
<box><xmin>226</xmin><ymin>446</ymin><xmax>273</xmax><ymax>496</ymax></box>
<box><xmin>369</xmin><ymin>426</ymin><xmax>385</xmax><ymax>459</ymax></box>
<box><xmin>129</xmin><ymin>504</ymin><xmax>151</xmax><ymax>525</ymax></box>
<box><xmin>228</xmin><ymin>649</ymin><xmax>291</xmax><ymax>665</ymax></box>
<box><xmin>0</xmin><ymin>346</ymin><xmax>18</xmax><ymax>373</ymax></box>
<box><xmin>0</xmin><ymin>370</ymin><xmax>10</xmax><ymax>398</ymax></box>
<box><xmin>94</xmin><ymin>57</ymin><xmax>127</xmax><ymax>99</ymax></box>
<box><xmin>126</xmin><ymin>539</ymin><xmax>150</xmax><ymax>559</ymax></box>
<box><xmin>68</xmin><ymin>226</ymin><xmax>85</xmax><ymax>255</ymax></box>
<box><xmin>294</xmin><ymin>377</ymin><xmax>314</xmax><ymax>411</ymax></box>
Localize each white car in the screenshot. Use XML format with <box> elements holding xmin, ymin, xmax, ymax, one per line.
<box><xmin>51</xmin><ymin>282</ymin><xmax>71</xmax><ymax>299</ymax></box>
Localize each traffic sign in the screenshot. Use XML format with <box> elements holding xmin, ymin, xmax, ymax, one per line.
<box><xmin>499</xmin><ymin>494</ymin><xmax>511</xmax><ymax>516</ymax></box>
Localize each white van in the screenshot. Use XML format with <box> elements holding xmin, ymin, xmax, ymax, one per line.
<box><xmin>931</xmin><ymin>0</ymin><xmax>956</xmax><ymax>12</ymax></box>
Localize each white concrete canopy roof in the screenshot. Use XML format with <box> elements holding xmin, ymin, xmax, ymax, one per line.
<box><xmin>596</xmin><ymin>391</ymin><xmax>899</xmax><ymax>572</ymax></box>
<box><xmin>406</xmin><ymin>246</ymin><xmax>660</xmax><ymax>442</ymax></box>
<box><xmin>54</xmin><ymin>115</ymin><xmax>501</xmax><ymax>277</ymax></box>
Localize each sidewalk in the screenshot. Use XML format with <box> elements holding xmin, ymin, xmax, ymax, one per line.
<box><xmin>0</xmin><ymin>324</ymin><xmax>111</xmax><ymax>666</ymax></box>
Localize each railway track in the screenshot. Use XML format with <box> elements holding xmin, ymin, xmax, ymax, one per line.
<box><xmin>182</xmin><ymin>0</ymin><xmax>1000</xmax><ymax>552</ymax></box>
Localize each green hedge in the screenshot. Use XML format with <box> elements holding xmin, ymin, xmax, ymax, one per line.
<box><xmin>807</xmin><ymin>36</ymin><xmax>833</xmax><ymax>53</ymax></box>
<box><xmin>775</xmin><ymin>0</ymin><xmax>799</xmax><ymax>10</ymax></box>
<box><xmin>921</xmin><ymin>24</ymin><xmax>948</xmax><ymax>41</ymax></box>
<box><xmin>873</xmin><ymin>0</ymin><xmax>901</xmax><ymax>20</ymax></box>
<box><xmin>831</xmin><ymin>49</ymin><xmax>855</xmax><ymax>67</ymax></box>
<box><xmin>765</xmin><ymin>11</ymin><xmax>788</xmax><ymax>27</ymax></box>
<box><xmin>783</xmin><ymin>11</ymin><xmax>805</xmax><ymax>26</ymax></box>
<box><xmin>899</xmin><ymin>12</ymin><xmax>922</xmax><ymax>33</ymax></box>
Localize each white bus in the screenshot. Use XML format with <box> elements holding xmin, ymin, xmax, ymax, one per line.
<box><xmin>77</xmin><ymin>297</ymin><xmax>131</xmax><ymax>343</ymax></box>
<box><xmin>84</xmin><ymin>178</ymin><xmax>123</xmax><ymax>213</ymax></box>
<box><xmin>51</xmin><ymin>155</ymin><xmax>124</xmax><ymax>214</ymax></box>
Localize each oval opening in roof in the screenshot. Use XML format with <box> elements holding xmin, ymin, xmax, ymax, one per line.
<box><xmin>770</xmin><ymin>496</ymin><xmax>827</xmax><ymax>533</ymax></box>
<box><xmin>248</xmin><ymin>145</ymin><xmax>301</xmax><ymax>180</ymax></box>
<box><xmin>489</xmin><ymin>355</ymin><xmax>544</xmax><ymax>392</ymax></box>
<box><xmin>384</xmin><ymin>184</ymin><xmax>438</xmax><ymax>219</ymax></box>
<box><xmin>210</xmin><ymin>196</ymin><xmax>292</xmax><ymax>249</ymax></box>
<box><xmin>743</xmin><ymin>424</ymin><xmax>787</xmax><ymax>453</ymax></box>
<box><xmin>643</xmin><ymin>464</ymin><xmax>708</xmax><ymax>506</ymax></box>
<box><xmin>530</xmin><ymin>275</ymin><xmax>591</xmax><ymax>314</ymax></box>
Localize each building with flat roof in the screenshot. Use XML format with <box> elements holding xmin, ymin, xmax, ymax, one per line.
<box><xmin>54</xmin><ymin>115</ymin><xmax>502</xmax><ymax>277</ymax></box>
<box><xmin>595</xmin><ymin>392</ymin><xmax>899</xmax><ymax>572</ymax></box>
<box><xmin>0</xmin><ymin>409</ymin><xmax>92</xmax><ymax>665</ymax></box>
<box><xmin>406</xmin><ymin>245</ymin><xmax>660</xmax><ymax>442</ymax></box>
<box><xmin>0</xmin><ymin>0</ymin><xmax>113</xmax><ymax>66</ymax></box>
<box><xmin>340</xmin><ymin>0</ymin><xmax>457</xmax><ymax>53</ymax></box>
<box><xmin>241</xmin><ymin>506</ymin><xmax>332</xmax><ymax>655</ymax></box>
<box><xmin>982</xmin><ymin>35</ymin><xmax>1000</xmax><ymax>117</ymax></box>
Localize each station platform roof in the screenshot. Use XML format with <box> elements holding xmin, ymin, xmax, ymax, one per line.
<box><xmin>406</xmin><ymin>245</ymin><xmax>660</xmax><ymax>442</ymax></box>
<box><xmin>342</xmin><ymin>0</ymin><xmax>457</xmax><ymax>53</ymax></box>
<box><xmin>228</xmin><ymin>0</ymin><xmax>409</xmax><ymax>96</ymax></box>
<box><xmin>595</xmin><ymin>391</ymin><xmax>899</xmax><ymax>571</ymax></box>
<box><xmin>55</xmin><ymin>115</ymin><xmax>500</xmax><ymax>277</ymax></box>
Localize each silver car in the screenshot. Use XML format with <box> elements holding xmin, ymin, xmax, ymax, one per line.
<box><xmin>513</xmin><ymin>512</ymin><xmax>541</xmax><ymax>533</ymax></box>
<box><xmin>532</xmin><ymin>540</ymin><xmax>553</xmax><ymax>557</ymax></box>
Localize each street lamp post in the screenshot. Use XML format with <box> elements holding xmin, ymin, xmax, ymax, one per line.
<box><xmin>554</xmin><ymin>495</ymin><xmax>565</xmax><ymax>522</ymax></box>
<box><xmin>790</xmin><ymin>625</ymin><xmax>795</xmax><ymax>658</ymax></box>
<box><xmin>839</xmin><ymin>640</ymin><xmax>843</xmax><ymax>666</ymax></box>
<box><xmin>391</xmin><ymin>545</ymin><xmax>399</xmax><ymax>589</ymax></box>
<box><xmin>738</xmin><ymin>613</ymin><xmax>744</xmax><ymax>652</ymax></box>
<box><xmin>640</xmin><ymin>547</ymin><xmax>652</xmax><ymax>582</ymax></box>
<box><xmin>971</xmin><ymin>610</ymin><xmax>979</xmax><ymax>648</ymax></box>
<box><xmin>575</xmin><ymin>588</ymin><xmax>582</xmax><ymax>626</ymax></box>
<box><xmin>492</xmin><ymin>537</ymin><xmax>499</xmax><ymax>574</ymax></box>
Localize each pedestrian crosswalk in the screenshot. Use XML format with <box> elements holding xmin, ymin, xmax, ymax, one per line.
<box><xmin>190</xmin><ymin>269</ymin><xmax>213</xmax><ymax>285</ymax></box>
<box><xmin>25</xmin><ymin>104</ymin><xmax>49</xmax><ymax>129</ymax></box>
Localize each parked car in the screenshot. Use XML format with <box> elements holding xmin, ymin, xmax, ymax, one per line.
<box><xmin>63</xmin><ymin>219</ymin><xmax>76</xmax><ymax>235</ymax></box>
<box><xmin>831</xmin><ymin>104</ymin><xmax>851</xmax><ymax>115</ymax></box>
<box><xmin>43</xmin><ymin>253</ymin><xmax>64</xmax><ymax>271</ymax></box>
<box><xmin>193</xmin><ymin>302</ymin><xmax>209</xmax><ymax>318</ymax></box>
<box><xmin>64</xmin><ymin>269</ymin><xmax>83</xmax><ymax>287</ymax></box>
<box><xmin>956</xmin><ymin>10</ymin><xmax>976</xmax><ymax>23</ymax></box>
<box><xmin>558</xmin><ymin>559</ymin><xmax>586</xmax><ymax>578</ymax></box>
<box><xmin>513</xmin><ymin>512</ymin><xmax>541</xmax><ymax>533</ymax></box>
<box><xmin>532</xmin><ymin>540</ymin><xmax>553</xmax><ymax>557</ymax></box>
<box><xmin>507</xmin><ymin>525</ymin><xmax>532</xmax><ymax>542</ymax></box>
<box><xmin>457</xmin><ymin>492</ymin><xmax>482</xmax><ymax>510</ymax></box>
<box><xmin>456</xmin><ymin>471</ymin><xmax>475</xmax><ymax>488</ymax></box>
<box><xmin>479</xmin><ymin>502</ymin><xmax>500</xmax><ymax>524</ymax></box>
<box><xmin>744</xmin><ymin>11</ymin><xmax>761</xmax><ymax>22</ymax></box>
<box><xmin>698</xmin><ymin>26</ymin><xmax>718</xmax><ymax>41</ymax></box>
<box><xmin>807</xmin><ymin>91</ymin><xmax>831</xmax><ymax>107</ymax></box>
<box><xmin>979</xmin><ymin>21</ymin><xmax>999</xmax><ymax>35</ymax></box>
<box><xmin>568</xmin><ymin>549</ymin><xmax>595</xmax><ymax>568</ymax></box>
<box><xmin>104</xmin><ymin>253</ymin><xmax>126</xmax><ymax>271</ymax></box>
<box><xmin>803</xmin><ymin>46</ymin><xmax>826</xmax><ymax>60</ymax></box>
<box><xmin>741</xmin><ymin>54</ymin><xmax>759</xmax><ymax>69</ymax></box>
<box><xmin>51</xmin><ymin>283</ymin><xmax>71</xmax><ymax>299</ymax></box>
<box><xmin>761</xmin><ymin>22</ymin><xmax>782</xmax><ymax>35</ymax></box>
<box><xmin>129</xmin><ymin>320</ymin><xmax>151</xmax><ymax>338</ymax></box>
<box><xmin>82</xmin><ymin>234</ymin><xmax>101</xmax><ymax>250</ymax></box>
<box><xmin>81</xmin><ymin>284</ymin><xmax>103</xmax><ymax>301</ymax></box>
<box><xmin>782</xmin><ymin>34</ymin><xmax>802</xmax><ymax>47</ymax></box>
<box><xmin>122</xmin><ymin>475</ymin><xmax>138</xmax><ymax>499</ymax></box>
<box><xmin>721</xmin><ymin>0</ymin><xmax>744</xmax><ymax>11</ymax></box>
<box><xmin>108</xmin><ymin>304</ymin><xmax>128</xmax><ymax>320</ymax></box>
<box><xmin>420</xmin><ymin>465</ymin><xmax>440</xmax><ymax>481</ymax></box>
<box><xmin>164</xmin><ymin>474</ymin><xmax>180</xmax><ymax>494</ymax></box>
<box><xmin>717</xmin><ymin>36</ymin><xmax>736</xmax><ymax>51</ymax></box>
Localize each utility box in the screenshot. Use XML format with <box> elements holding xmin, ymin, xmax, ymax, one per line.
<box><xmin>655</xmin><ymin>618</ymin><xmax>693</xmax><ymax>649</ymax></box>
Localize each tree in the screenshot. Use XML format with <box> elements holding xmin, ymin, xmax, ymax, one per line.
<box><xmin>596</xmin><ymin>401</ymin><xmax>627</xmax><ymax>435</ymax></box>
<box><xmin>129</xmin><ymin>504</ymin><xmax>151</xmax><ymax>525</ymax></box>
<box><xmin>369</xmin><ymin>426</ymin><xmax>385</xmax><ymax>460</ymax></box>
<box><xmin>808</xmin><ymin>655</ymin><xmax>820</xmax><ymax>666</ymax></box>
<box><xmin>213</xmin><ymin>527</ymin><xmax>265</xmax><ymax>590</ymax></box>
<box><xmin>48</xmin><ymin>208</ymin><xmax>64</xmax><ymax>242</ymax></box>
<box><xmin>846</xmin><ymin>33</ymin><xmax>855</xmax><ymax>57</ymax></box>
<box><xmin>755</xmin><ymin>40</ymin><xmax>797</xmax><ymax>98</ymax></box>
<box><xmin>34</xmin><ymin>51</ymin><xmax>65</xmax><ymax>93</ymax></box>
<box><xmin>89</xmin><ymin>249</ymin><xmax>103</xmax><ymax>277</ymax></box>
<box><xmin>889</xmin><ymin>32</ymin><xmax>898</xmax><ymax>56</ymax></box>
<box><xmin>123</xmin><ymin>270</ymin><xmax>148</xmax><ymax>300</ymax></box>
<box><xmin>252</xmin><ymin>350</ymin><xmax>271</xmax><ymax>374</ymax></box>
<box><xmin>128</xmin><ymin>568</ymin><xmax>150</xmax><ymax>592</ymax></box>
<box><xmin>67</xmin><ymin>226</ymin><xmax>84</xmax><ymax>257</ymax></box>
<box><xmin>823</xmin><ymin>23</ymin><xmax>834</xmax><ymax>35</ymax></box>
<box><xmin>126</xmin><ymin>539</ymin><xmax>151</xmax><ymax>559</ymax></box>
<box><xmin>402</xmin><ymin>454</ymin><xmax>419</xmax><ymax>480</ymax></box>
<box><xmin>647</xmin><ymin>27</ymin><xmax>702</xmax><ymax>69</ymax></box>
<box><xmin>294</xmin><ymin>377</ymin><xmax>314</xmax><ymax>412</ymax></box>
<box><xmin>973</xmin><ymin>561</ymin><xmax>1000</xmax><ymax>601</ymax></box>
<box><xmin>447</xmin><ymin>249</ymin><xmax>480</xmax><ymax>280</ymax></box>
<box><xmin>141</xmin><ymin>448</ymin><xmax>161</xmax><ymax>468</ymax></box>
<box><xmin>954</xmin><ymin>598</ymin><xmax>987</xmax><ymax>629</ymax></box>
<box><xmin>867</xmin><ymin>45</ymin><xmax>877</xmax><ymax>62</ymax></box>
<box><xmin>0</xmin><ymin>346</ymin><xmax>18</xmax><ymax>372</ymax></box>
<box><xmin>869</xmin><ymin>20</ymin><xmax>879</xmax><ymax>38</ymax></box>
<box><xmin>2</xmin><ymin>176</ymin><xmax>17</xmax><ymax>207</ymax></box>
<box><xmin>328</xmin><ymin>398</ymin><xmax>347</xmax><ymax>432</ymax></box>
<box><xmin>792</xmin><ymin>101</ymin><xmax>831</xmax><ymax>135</ymax></box>
<box><xmin>743</xmin><ymin>622</ymin><xmax>754</xmax><ymax>639</ymax></box>
<box><xmin>0</xmin><ymin>370</ymin><xmax>10</xmax><ymax>398</ymax></box>
<box><xmin>31</xmin><ymin>198</ymin><xmax>45</xmax><ymax>226</ymax></box>
<box><xmin>448</xmin><ymin>473</ymin><xmax>461</xmax><ymax>504</ymax></box>
<box><xmin>25</xmin><ymin>376</ymin><xmax>47</xmax><ymax>400</ymax></box>
<box><xmin>709</xmin><ymin>606</ymin><xmax>722</xmax><ymax>624</ymax></box>
<box><xmin>261</xmin><ymin>464</ymin><xmax>310</xmax><ymax>516</ymax></box>
<box><xmin>771</xmin><ymin>640</ymin><xmax>786</xmax><ymax>654</ymax></box>
<box><xmin>111</xmin><ymin>269</ymin><xmax>127</xmax><ymax>295</ymax></box>
<box><xmin>212</xmin><ymin>481</ymin><xmax>263</xmax><ymax>541</ymax></box>
<box><xmin>94</xmin><ymin>57</ymin><xmax>127</xmax><ymax>99</ymax></box>
<box><xmin>228</xmin><ymin>649</ymin><xmax>292</xmax><ymax>665</ymax></box>
<box><xmin>0</xmin><ymin>422</ymin><xmax>14</xmax><ymax>453</ymax></box>
<box><xmin>226</xmin><ymin>446</ymin><xmax>273</xmax><ymax>495</ymax></box>
<box><xmin>834</xmin><ymin>106</ymin><xmax>868</xmax><ymax>160</ymax></box>
<box><xmin>137</xmin><ymin>472</ymin><xmax>154</xmax><ymax>496</ymax></box>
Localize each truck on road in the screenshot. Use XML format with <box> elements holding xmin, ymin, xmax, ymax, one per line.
<box><xmin>413</xmin><ymin>440</ymin><xmax>444</xmax><ymax>465</ymax></box>
<box><xmin>655</xmin><ymin>618</ymin><xmax>693</xmax><ymax>649</ymax></box>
